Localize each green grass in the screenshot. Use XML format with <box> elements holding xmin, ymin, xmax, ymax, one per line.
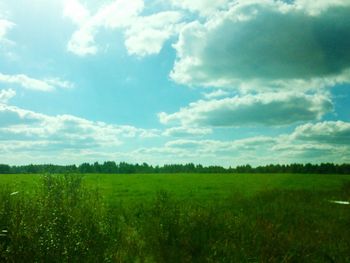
<box><xmin>0</xmin><ymin>173</ymin><xmax>350</xmax><ymax>262</ymax></box>
<box><xmin>1</xmin><ymin>173</ymin><xmax>350</xmax><ymax>204</ymax></box>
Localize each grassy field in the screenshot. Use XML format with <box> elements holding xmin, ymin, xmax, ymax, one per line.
<box><xmin>1</xmin><ymin>173</ymin><xmax>350</xmax><ymax>204</ymax></box>
<box><xmin>0</xmin><ymin>173</ymin><xmax>350</xmax><ymax>262</ymax></box>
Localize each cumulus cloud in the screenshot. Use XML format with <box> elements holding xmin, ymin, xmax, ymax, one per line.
<box><xmin>164</xmin><ymin>0</ymin><xmax>350</xmax><ymax>136</ymax></box>
<box><xmin>163</xmin><ymin>137</ymin><xmax>276</xmax><ymax>152</ymax></box>
<box><xmin>67</xmin><ymin>26</ymin><xmax>97</xmax><ymax>56</ymax></box>
<box><xmin>65</xmin><ymin>0</ymin><xmax>144</xmax><ymax>56</ymax></box>
<box><xmin>165</xmin><ymin>139</ymin><xmax>227</xmax><ymax>151</ymax></box>
<box><xmin>0</xmin><ymin>73</ymin><xmax>74</xmax><ymax>91</ymax></box>
<box><xmin>45</xmin><ymin>78</ymin><xmax>74</xmax><ymax>89</ymax></box>
<box><xmin>133</xmin><ymin>121</ymin><xmax>350</xmax><ymax>166</ymax></box>
<box><xmin>271</xmin><ymin>121</ymin><xmax>350</xmax><ymax>163</ymax></box>
<box><xmin>132</xmin><ymin>136</ymin><xmax>285</xmax><ymax>166</ymax></box>
<box><xmin>203</xmin><ymin>89</ymin><xmax>230</xmax><ymax>99</ymax></box>
<box><xmin>291</xmin><ymin>121</ymin><xmax>350</xmax><ymax>145</ymax></box>
<box><xmin>132</xmin><ymin>138</ymin><xmax>236</xmax><ymax>166</ymax></box>
<box><xmin>0</xmin><ymin>104</ymin><xmax>158</xmax><ymax>154</ymax></box>
<box><xmin>64</xmin><ymin>0</ymin><xmax>144</xmax><ymax>28</ymax></box>
<box><xmin>63</xmin><ymin>0</ymin><xmax>90</xmax><ymax>26</ymax></box>
<box><xmin>163</xmin><ymin>126</ymin><xmax>212</xmax><ymax>137</ymax></box>
<box><xmin>171</xmin><ymin>1</ymin><xmax>350</xmax><ymax>90</ymax></box>
<box><xmin>163</xmin><ymin>137</ymin><xmax>280</xmax><ymax>156</ymax></box>
<box><xmin>159</xmin><ymin>92</ymin><xmax>333</xmax><ymax>127</ymax></box>
<box><xmin>124</xmin><ymin>11</ymin><xmax>183</xmax><ymax>56</ymax></box>
<box><xmin>0</xmin><ymin>19</ymin><xmax>14</xmax><ymax>41</ymax></box>
<box><xmin>0</xmin><ymin>100</ymin><xmax>161</xmax><ymax>164</ymax></box>
<box><xmin>65</xmin><ymin>0</ymin><xmax>182</xmax><ymax>56</ymax></box>
<box><xmin>294</xmin><ymin>0</ymin><xmax>350</xmax><ymax>15</ymax></box>
<box><xmin>6</xmin><ymin>104</ymin><xmax>344</xmax><ymax>166</ymax></box>
<box><xmin>170</xmin><ymin>0</ymin><xmax>231</xmax><ymax>16</ymax></box>
<box><xmin>0</xmin><ymin>89</ymin><xmax>15</xmax><ymax>103</ymax></box>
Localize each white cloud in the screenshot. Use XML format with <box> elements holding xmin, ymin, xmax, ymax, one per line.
<box><xmin>0</xmin><ymin>89</ymin><xmax>15</xmax><ymax>103</ymax></box>
<box><xmin>291</xmin><ymin>121</ymin><xmax>350</xmax><ymax>145</ymax></box>
<box><xmin>163</xmin><ymin>137</ymin><xmax>281</xmax><ymax>156</ymax></box>
<box><xmin>124</xmin><ymin>11</ymin><xmax>183</xmax><ymax>56</ymax></box>
<box><xmin>170</xmin><ymin>1</ymin><xmax>350</xmax><ymax>91</ymax></box>
<box><xmin>203</xmin><ymin>89</ymin><xmax>230</xmax><ymax>99</ymax></box>
<box><xmin>0</xmin><ymin>104</ymin><xmax>159</xmax><ymax>155</ymax></box>
<box><xmin>0</xmin><ymin>19</ymin><xmax>14</xmax><ymax>41</ymax></box>
<box><xmin>163</xmin><ymin>126</ymin><xmax>212</xmax><ymax>137</ymax></box>
<box><xmin>270</xmin><ymin>121</ymin><xmax>350</xmax><ymax>163</ymax></box>
<box><xmin>45</xmin><ymin>78</ymin><xmax>74</xmax><ymax>89</ymax></box>
<box><xmin>0</xmin><ymin>73</ymin><xmax>74</xmax><ymax>91</ymax></box>
<box><xmin>171</xmin><ymin>0</ymin><xmax>231</xmax><ymax>16</ymax></box>
<box><xmin>165</xmin><ymin>139</ymin><xmax>230</xmax><ymax>151</ymax></box>
<box><xmin>294</xmin><ymin>0</ymin><xmax>350</xmax><ymax>15</ymax></box>
<box><xmin>131</xmin><ymin>136</ymin><xmax>282</xmax><ymax>166</ymax></box>
<box><xmin>65</xmin><ymin>0</ymin><xmax>144</xmax><ymax>56</ymax></box>
<box><xmin>94</xmin><ymin>0</ymin><xmax>144</xmax><ymax>29</ymax></box>
<box><xmin>133</xmin><ymin>121</ymin><xmax>350</xmax><ymax>166</ymax></box>
<box><xmin>67</xmin><ymin>25</ymin><xmax>97</xmax><ymax>56</ymax></box>
<box><xmin>63</xmin><ymin>0</ymin><xmax>90</xmax><ymax>25</ymax></box>
<box><xmin>65</xmin><ymin>0</ymin><xmax>184</xmax><ymax>57</ymax></box>
<box><xmin>1</xmin><ymin>102</ymin><xmax>345</xmax><ymax>165</ymax></box>
<box><xmin>159</xmin><ymin>92</ymin><xmax>333</xmax><ymax>127</ymax></box>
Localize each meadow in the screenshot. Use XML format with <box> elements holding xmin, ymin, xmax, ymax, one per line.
<box><xmin>0</xmin><ymin>173</ymin><xmax>350</xmax><ymax>262</ymax></box>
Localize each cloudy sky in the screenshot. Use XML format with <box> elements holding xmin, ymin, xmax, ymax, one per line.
<box><xmin>0</xmin><ymin>0</ymin><xmax>349</xmax><ymax>166</ymax></box>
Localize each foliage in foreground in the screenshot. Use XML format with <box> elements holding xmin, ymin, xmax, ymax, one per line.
<box><xmin>0</xmin><ymin>175</ymin><xmax>349</xmax><ymax>262</ymax></box>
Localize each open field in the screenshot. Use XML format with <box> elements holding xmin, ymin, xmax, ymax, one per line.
<box><xmin>1</xmin><ymin>173</ymin><xmax>350</xmax><ymax>262</ymax></box>
<box><xmin>1</xmin><ymin>173</ymin><xmax>350</xmax><ymax>204</ymax></box>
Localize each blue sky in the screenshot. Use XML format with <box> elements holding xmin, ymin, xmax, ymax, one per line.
<box><xmin>0</xmin><ymin>0</ymin><xmax>349</xmax><ymax>166</ymax></box>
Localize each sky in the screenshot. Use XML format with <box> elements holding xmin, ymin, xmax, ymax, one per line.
<box><xmin>0</xmin><ymin>0</ymin><xmax>349</xmax><ymax>166</ymax></box>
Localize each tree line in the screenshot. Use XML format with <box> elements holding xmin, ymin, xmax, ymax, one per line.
<box><xmin>0</xmin><ymin>162</ymin><xmax>350</xmax><ymax>174</ymax></box>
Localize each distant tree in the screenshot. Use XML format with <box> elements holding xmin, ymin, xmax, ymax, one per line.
<box><xmin>1</xmin><ymin>162</ymin><xmax>350</xmax><ymax>174</ymax></box>
<box><xmin>102</xmin><ymin>161</ymin><xmax>118</xmax><ymax>173</ymax></box>
<box><xmin>79</xmin><ymin>163</ymin><xmax>94</xmax><ymax>173</ymax></box>
<box><xmin>0</xmin><ymin>164</ymin><xmax>11</xmax><ymax>174</ymax></box>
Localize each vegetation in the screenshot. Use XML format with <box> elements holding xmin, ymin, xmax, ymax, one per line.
<box><xmin>0</xmin><ymin>173</ymin><xmax>349</xmax><ymax>262</ymax></box>
<box><xmin>1</xmin><ymin>162</ymin><xmax>350</xmax><ymax>174</ymax></box>
<box><xmin>1</xmin><ymin>173</ymin><xmax>350</xmax><ymax>205</ymax></box>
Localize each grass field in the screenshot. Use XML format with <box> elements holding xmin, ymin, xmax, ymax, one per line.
<box><xmin>1</xmin><ymin>173</ymin><xmax>350</xmax><ymax>204</ymax></box>
<box><xmin>0</xmin><ymin>173</ymin><xmax>350</xmax><ymax>262</ymax></box>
